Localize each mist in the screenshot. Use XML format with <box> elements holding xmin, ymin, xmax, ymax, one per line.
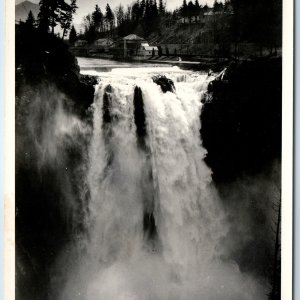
<box><xmin>16</xmin><ymin>68</ymin><xmax>276</xmax><ymax>300</ymax></box>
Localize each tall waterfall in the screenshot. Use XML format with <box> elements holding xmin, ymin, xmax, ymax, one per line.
<box><xmin>55</xmin><ymin>67</ymin><xmax>265</xmax><ymax>300</ymax></box>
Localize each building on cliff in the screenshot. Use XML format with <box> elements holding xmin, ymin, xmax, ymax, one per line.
<box><xmin>113</xmin><ymin>34</ymin><xmax>158</xmax><ymax>59</ymax></box>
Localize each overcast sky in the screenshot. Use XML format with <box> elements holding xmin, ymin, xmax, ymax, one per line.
<box><xmin>18</xmin><ymin>0</ymin><xmax>216</xmax><ymax>25</ymax></box>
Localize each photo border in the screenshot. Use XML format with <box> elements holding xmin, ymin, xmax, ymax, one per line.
<box><xmin>4</xmin><ymin>0</ymin><xmax>295</xmax><ymax>299</ymax></box>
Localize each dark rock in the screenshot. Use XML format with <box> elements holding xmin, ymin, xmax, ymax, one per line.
<box><xmin>16</xmin><ymin>23</ymin><xmax>97</xmax><ymax>117</ymax></box>
<box><xmin>152</xmin><ymin>75</ymin><xmax>175</xmax><ymax>93</ymax></box>
<box><xmin>102</xmin><ymin>86</ymin><xmax>112</xmax><ymax>125</ymax></box>
<box><xmin>104</xmin><ymin>84</ymin><xmax>113</xmax><ymax>93</ymax></box>
<box><xmin>133</xmin><ymin>86</ymin><xmax>147</xmax><ymax>149</ymax></box>
<box><xmin>15</xmin><ymin>24</ymin><xmax>97</xmax><ymax>299</ymax></box>
<box><xmin>200</xmin><ymin>58</ymin><xmax>282</xmax><ymax>183</ymax></box>
<box><xmin>143</xmin><ymin>211</ymin><xmax>158</xmax><ymax>241</ymax></box>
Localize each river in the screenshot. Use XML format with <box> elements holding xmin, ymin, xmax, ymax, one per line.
<box><xmin>77</xmin><ymin>57</ymin><xmax>173</xmax><ymax>73</ymax></box>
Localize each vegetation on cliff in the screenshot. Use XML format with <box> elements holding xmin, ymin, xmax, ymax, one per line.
<box><xmin>16</xmin><ymin>4</ymin><xmax>96</xmax><ymax>298</ymax></box>
<box><xmin>16</xmin><ymin>21</ymin><xmax>96</xmax><ymax>115</ymax></box>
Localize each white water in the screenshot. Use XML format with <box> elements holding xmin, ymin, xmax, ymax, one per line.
<box><xmin>58</xmin><ymin>66</ymin><xmax>266</xmax><ymax>300</ymax></box>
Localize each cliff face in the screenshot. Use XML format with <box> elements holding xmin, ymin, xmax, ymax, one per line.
<box><xmin>15</xmin><ymin>1</ymin><xmax>39</xmax><ymax>22</ymax></box>
<box><xmin>200</xmin><ymin>58</ymin><xmax>282</xmax><ymax>184</ymax></box>
<box><xmin>15</xmin><ymin>25</ymin><xmax>97</xmax><ymax>299</ymax></box>
<box><xmin>16</xmin><ymin>23</ymin><xmax>97</xmax><ymax>117</ymax></box>
<box><xmin>200</xmin><ymin>58</ymin><xmax>282</xmax><ymax>287</ymax></box>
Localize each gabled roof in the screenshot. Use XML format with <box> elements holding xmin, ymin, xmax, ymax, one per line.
<box><xmin>143</xmin><ymin>46</ymin><xmax>158</xmax><ymax>51</ymax></box>
<box><xmin>95</xmin><ymin>38</ymin><xmax>113</xmax><ymax>45</ymax></box>
<box><xmin>123</xmin><ymin>34</ymin><xmax>145</xmax><ymax>41</ymax></box>
<box><xmin>204</xmin><ymin>11</ymin><xmax>223</xmax><ymax>16</ymax></box>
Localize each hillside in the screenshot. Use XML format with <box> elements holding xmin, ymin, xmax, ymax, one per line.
<box><xmin>148</xmin><ymin>20</ymin><xmax>200</xmax><ymax>45</ymax></box>
<box><xmin>15</xmin><ymin>1</ymin><xmax>39</xmax><ymax>22</ymax></box>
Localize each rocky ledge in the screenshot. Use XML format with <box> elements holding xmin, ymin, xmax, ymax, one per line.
<box><xmin>200</xmin><ymin>57</ymin><xmax>282</xmax><ymax>184</ymax></box>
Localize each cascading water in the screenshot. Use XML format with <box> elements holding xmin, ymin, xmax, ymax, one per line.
<box><xmin>55</xmin><ymin>66</ymin><xmax>266</xmax><ymax>300</ymax></box>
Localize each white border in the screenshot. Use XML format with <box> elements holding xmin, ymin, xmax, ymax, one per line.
<box><xmin>0</xmin><ymin>0</ymin><xmax>5</xmax><ymax>296</ymax></box>
<box><xmin>4</xmin><ymin>0</ymin><xmax>294</xmax><ymax>299</ymax></box>
<box><xmin>282</xmin><ymin>0</ymin><xmax>294</xmax><ymax>298</ymax></box>
<box><xmin>294</xmin><ymin>0</ymin><xmax>300</xmax><ymax>298</ymax></box>
<box><xmin>4</xmin><ymin>0</ymin><xmax>15</xmax><ymax>299</ymax></box>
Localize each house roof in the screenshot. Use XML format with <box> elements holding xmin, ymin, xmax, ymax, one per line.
<box><xmin>123</xmin><ymin>34</ymin><xmax>145</xmax><ymax>41</ymax></box>
<box><xmin>96</xmin><ymin>38</ymin><xmax>108</xmax><ymax>43</ymax></box>
<box><xmin>143</xmin><ymin>46</ymin><xmax>158</xmax><ymax>51</ymax></box>
<box><xmin>95</xmin><ymin>38</ymin><xmax>113</xmax><ymax>45</ymax></box>
<box><xmin>204</xmin><ymin>11</ymin><xmax>223</xmax><ymax>16</ymax></box>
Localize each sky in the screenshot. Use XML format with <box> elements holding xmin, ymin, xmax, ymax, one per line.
<box><xmin>17</xmin><ymin>0</ymin><xmax>216</xmax><ymax>26</ymax></box>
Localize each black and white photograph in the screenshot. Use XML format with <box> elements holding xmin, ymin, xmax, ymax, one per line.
<box><xmin>10</xmin><ymin>0</ymin><xmax>293</xmax><ymax>299</ymax></box>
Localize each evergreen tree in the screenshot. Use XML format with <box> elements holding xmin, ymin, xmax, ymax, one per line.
<box><xmin>92</xmin><ymin>5</ymin><xmax>103</xmax><ymax>32</ymax></box>
<box><xmin>151</xmin><ymin>0</ymin><xmax>159</xmax><ymax>18</ymax></box>
<box><xmin>145</xmin><ymin>0</ymin><xmax>150</xmax><ymax>18</ymax></box>
<box><xmin>149</xmin><ymin>0</ymin><xmax>154</xmax><ymax>16</ymax></box>
<box><xmin>38</xmin><ymin>0</ymin><xmax>53</xmax><ymax>32</ymax></box>
<box><xmin>60</xmin><ymin>0</ymin><xmax>77</xmax><ymax>39</ymax></box>
<box><xmin>132</xmin><ymin>1</ymin><xmax>141</xmax><ymax>22</ymax></box>
<box><xmin>105</xmin><ymin>3</ymin><xmax>115</xmax><ymax>31</ymax></box>
<box><xmin>194</xmin><ymin>0</ymin><xmax>201</xmax><ymax>19</ymax></box>
<box><xmin>202</xmin><ymin>3</ymin><xmax>209</xmax><ymax>13</ymax></box>
<box><xmin>69</xmin><ymin>24</ymin><xmax>77</xmax><ymax>44</ymax></box>
<box><xmin>38</xmin><ymin>0</ymin><xmax>77</xmax><ymax>34</ymax></box>
<box><xmin>25</xmin><ymin>10</ymin><xmax>36</xmax><ymax>28</ymax></box>
<box><xmin>180</xmin><ymin>0</ymin><xmax>188</xmax><ymax>22</ymax></box>
<box><xmin>224</xmin><ymin>0</ymin><xmax>231</xmax><ymax>12</ymax></box>
<box><xmin>143</xmin><ymin>0</ymin><xmax>159</xmax><ymax>35</ymax></box>
<box><xmin>159</xmin><ymin>0</ymin><xmax>165</xmax><ymax>15</ymax></box>
<box><xmin>125</xmin><ymin>5</ymin><xmax>132</xmax><ymax>21</ymax></box>
<box><xmin>140</xmin><ymin>0</ymin><xmax>146</xmax><ymax>17</ymax></box>
<box><xmin>115</xmin><ymin>4</ymin><xmax>125</xmax><ymax>27</ymax></box>
<box><xmin>213</xmin><ymin>0</ymin><xmax>223</xmax><ymax>12</ymax></box>
<box><xmin>187</xmin><ymin>1</ymin><xmax>195</xmax><ymax>23</ymax></box>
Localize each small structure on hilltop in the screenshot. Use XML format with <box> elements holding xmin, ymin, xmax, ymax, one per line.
<box><xmin>138</xmin><ymin>43</ymin><xmax>159</xmax><ymax>57</ymax></box>
<box><xmin>74</xmin><ymin>39</ymin><xmax>88</xmax><ymax>48</ymax></box>
<box><xmin>72</xmin><ymin>39</ymin><xmax>89</xmax><ymax>56</ymax></box>
<box><xmin>92</xmin><ymin>38</ymin><xmax>114</xmax><ymax>53</ymax></box>
<box><xmin>122</xmin><ymin>34</ymin><xmax>146</xmax><ymax>57</ymax></box>
<box><xmin>113</xmin><ymin>34</ymin><xmax>158</xmax><ymax>59</ymax></box>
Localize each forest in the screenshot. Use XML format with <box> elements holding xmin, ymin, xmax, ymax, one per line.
<box><xmin>73</xmin><ymin>0</ymin><xmax>282</xmax><ymax>56</ymax></box>
<box><xmin>21</xmin><ymin>0</ymin><xmax>282</xmax><ymax>58</ymax></box>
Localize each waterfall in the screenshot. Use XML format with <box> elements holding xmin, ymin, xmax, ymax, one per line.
<box><xmin>56</xmin><ymin>67</ymin><xmax>266</xmax><ymax>300</ymax></box>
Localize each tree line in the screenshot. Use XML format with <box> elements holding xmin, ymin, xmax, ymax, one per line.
<box><xmin>77</xmin><ymin>0</ymin><xmax>167</xmax><ymax>43</ymax></box>
<box><xmin>22</xmin><ymin>0</ymin><xmax>281</xmax><ymax>57</ymax></box>
<box><xmin>72</xmin><ymin>0</ymin><xmax>280</xmax><ymax>55</ymax></box>
<box><xmin>21</xmin><ymin>0</ymin><xmax>78</xmax><ymax>40</ymax></box>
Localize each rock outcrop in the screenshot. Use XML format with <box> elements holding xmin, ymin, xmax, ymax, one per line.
<box><xmin>152</xmin><ymin>75</ymin><xmax>175</xmax><ymax>93</ymax></box>
<box><xmin>200</xmin><ymin>58</ymin><xmax>282</xmax><ymax>183</ymax></box>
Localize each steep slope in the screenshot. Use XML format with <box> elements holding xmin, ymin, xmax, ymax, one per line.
<box><xmin>15</xmin><ymin>1</ymin><xmax>39</xmax><ymax>22</ymax></box>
